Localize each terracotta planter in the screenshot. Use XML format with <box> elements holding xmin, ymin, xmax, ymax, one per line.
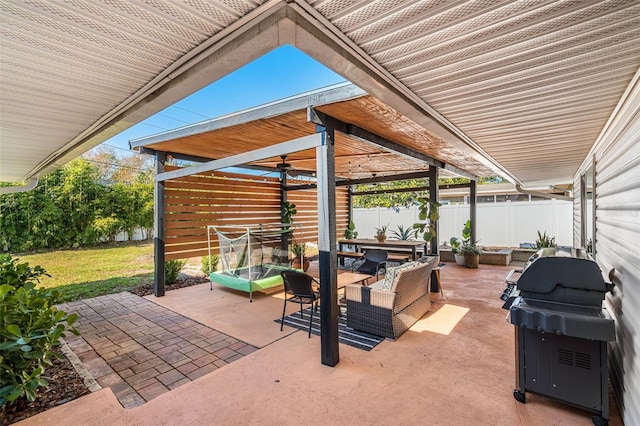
<box><xmin>375</xmin><ymin>235</ymin><xmax>387</xmax><ymax>242</ymax></box>
<box><xmin>464</xmin><ymin>253</ymin><xmax>480</xmax><ymax>269</ymax></box>
<box><xmin>292</xmin><ymin>257</ymin><xmax>310</xmax><ymax>271</ymax></box>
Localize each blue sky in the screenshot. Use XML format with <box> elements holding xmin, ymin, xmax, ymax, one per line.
<box><xmin>101</xmin><ymin>45</ymin><xmax>347</xmax><ymax>155</ymax></box>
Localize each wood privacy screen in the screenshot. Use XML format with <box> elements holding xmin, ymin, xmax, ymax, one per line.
<box><xmin>164</xmin><ymin>166</ymin><xmax>349</xmax><ymax>260</ymax></box>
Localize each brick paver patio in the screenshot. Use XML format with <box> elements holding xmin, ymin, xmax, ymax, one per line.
<box><xmin>59</xmin><ymin>292</ymin><xmax>258</xmax><ymax>408</ymax></box>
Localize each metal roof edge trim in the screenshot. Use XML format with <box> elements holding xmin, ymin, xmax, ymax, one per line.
<box><xmin>129</xmin><ymin>82</ymin><xmax>365</xmax><ymax>149</ymax></box>
<box><xmin>0</xmin><ymin>178</ymin><xmax>39</xmax><ymax>195</ymax></box>
<box><xmin>22</xmin><ymin>0</ymin><xmax>289</xmax><ymax>181</ymax></box>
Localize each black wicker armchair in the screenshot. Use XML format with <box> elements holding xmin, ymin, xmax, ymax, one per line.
<box><xmin>351</xmin><ymin>249</ymin><xmax>388</xmax><ymax>280</ymax></box>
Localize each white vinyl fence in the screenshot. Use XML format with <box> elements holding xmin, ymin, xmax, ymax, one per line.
<box><xmin>353</xmin><ymin>199</ymin><xmax>573</xmax><ymax>247</ymax></box>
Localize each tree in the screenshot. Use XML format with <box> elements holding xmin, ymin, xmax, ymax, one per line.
<box><xmin>0</xmin><ymin>156</ymin><xmax>154</xmax><ymax>251</ymax></box>
<box><xmin>352</xmin><ymin>176</ymin><xmax>505</xmax><ymax>208</ymax></box>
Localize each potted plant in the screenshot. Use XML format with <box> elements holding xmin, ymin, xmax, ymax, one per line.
<box><xmin>450</xmin><ymin>219</ymin><xmax>471</xmax><ymax>266</ymax></box>
<box><xmin>460</xmin><ymin>241</ymin><xmax>481</xmax><ymax>268</ymax></box>
<box><xmin>375</xmin><ymin>225</ymin><xmax>388</xmax><ymax>242</ymax></box>
<box><xmin>391</xmin><ymin>224</ymin><xmax>414</xmax><ymax>240</ymax></box>
<box><xmin>452</xmin><ymin>220</ymin><xmax>480</xmax><ymax>268</ymax></box>
<box><xmin>291</xmin><ymin>242</ymin><xmax>310</xmax><ymax>271</ymax></box>
<box><xmin>449</xmin><ymin>237</ymin><xmax>465</xmax><ymax>266</ymax></box>
<box><xmin>344</xmin><ymin>220</ymin><xmax>358</xmax><ymax>240</ymax></box>
<box><xmin>343</xmin><ymin>220</ymin><xmax>358</xmax><ymax>250</ymax></box>
<box><xmin>535</xmin><ymin>230</ymin><xmax>556</xmax><ymax>248</ymax></box>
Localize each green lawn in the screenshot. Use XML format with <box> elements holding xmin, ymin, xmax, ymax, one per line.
<box><xmin>13</xmin><ymin>242</ymin><xmax>155</xmax><ymax>301</ymax></box>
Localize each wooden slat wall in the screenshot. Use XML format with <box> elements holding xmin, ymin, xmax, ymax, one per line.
<box><xmin>286</xmin><ymin>179</ymin><xmax>349</xmax><ymax>246</ymax></box>
<box><xmin>164</xmin><ymin>167</ymin><xmax>281</xmax><ymax>260</ymax></box>
<box><xmin>164</xmin><ymin>168</ymin><xmax>350</xmax><ymax>260</ymax></box>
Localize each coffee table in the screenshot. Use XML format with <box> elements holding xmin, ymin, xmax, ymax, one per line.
<box><xmin>337</xmin><ymin>271</ymin><xmax>373</xmax><ymax>289</ymax></box>
<box><xmin>336</xmin><ymin>271</ymin><xmax>373</xmax><ymax>302</ymax></box>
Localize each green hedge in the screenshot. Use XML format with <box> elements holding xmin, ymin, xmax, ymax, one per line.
<box><xmin>0</xmin><ymin>255</ymin><xmax>78</xmax><ymax>406</ymax></box>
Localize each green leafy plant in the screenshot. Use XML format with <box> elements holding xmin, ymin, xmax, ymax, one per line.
<box><xmin>344</xmin><ymin>220</ymin><xmax>358</xmax><ymax>240</ymax></box>
<box><xmin>535</xmin><ymin>230</ymin><xmax>556</xmax><ymax>248</ymax></box>
<box><xmin>281</xmin><ymin>201</ymin><xmax>297</xmax><ymax>228</ymax></box>
<box><xmin>0</xmin><ymin>254</ymin><xmax>49</xmax><ymax>289</ymax></box>
<box><xmin>455</xmin><ymin>220</ymin><xmax>481</xmax><ymax>268</ymax></box>
<box><xmin>390</xmin><ymin>224</ymin><xmax>414</xmax><ymax>240</ymax></box>
<box><xmin>0</xmin><ymin>158</ymin><xmax>153</xmax><ymax>252</ymax></box>
<box><xmin>165</xmin><ymin>259</ymin><xmax>186</xmax><ymax>284</ymax></box>
<box><xmin>201</xmin><ymin>255</ymin><xmax>219</xmax><ymax>275</ymax></box>
<box><xmin>459</xmin><ymin>242</ymin><xmax>482</xmax><ymax>256</ymax></box>
<box><xmin>413</xmin><ymin>197</ymin><xmax>441</xmax><ymax>241</ymax></box>
<box><xmin>449</xmin><ymin>237</ymin><xmax>461</xmax><ymax>254</ymax></box>
<box><xmin>450</xmin><ymin>220</ymin><xmax>473</xmax><ymax>254</ymax></box>
<box><xmin>290</xmin><ymin>242</ymin><xmax>307</xmax><ymax>257</ymax></box>
<box><xmin>0</xmin><ymin>254</ymin><xmax>78</xmax><ymax>406</ymax></box>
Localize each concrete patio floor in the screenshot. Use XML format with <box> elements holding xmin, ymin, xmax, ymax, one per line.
<box><xmin>18</xmin><ymin>263</ymin><xmax>622</xmax><ymax>425</ymax></box>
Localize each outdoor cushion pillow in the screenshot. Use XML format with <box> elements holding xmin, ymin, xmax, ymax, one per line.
<box><xmin>380</xmin><ymin>261</ymin><xmax>416</xmax><ymax>291</ymax></box>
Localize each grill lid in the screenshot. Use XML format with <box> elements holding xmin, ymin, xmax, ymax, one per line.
<box><xmin>517</xmin><ymin>248</ymin><xmax>610</xmax><ymax>306</ymax></box>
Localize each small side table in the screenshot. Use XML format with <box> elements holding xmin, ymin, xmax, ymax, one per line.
<box><xmin>431</xmin><ymin>266</ymin><xmax>444</xmax><ymax>297</ymax></box>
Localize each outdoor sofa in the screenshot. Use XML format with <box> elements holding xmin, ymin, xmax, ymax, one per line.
<box><xmin>345</xmin><ymin>256</ymin><xmax>438</xmax><ymax>340</ymax></box>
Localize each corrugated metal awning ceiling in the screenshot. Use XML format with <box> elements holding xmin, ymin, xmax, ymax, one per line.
<box><xmin>316</xmin><ymin>0</ymin><xmax>640</xmax><ymax>184</ymax></box>
<box><xmin>1</xmin><ymin>0</ymin><xmax>639</xmax><ymax>187</ymax></box>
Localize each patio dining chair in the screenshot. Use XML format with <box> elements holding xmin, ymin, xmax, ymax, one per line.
<box><xmin>280</xmin><ymin>270</ymin><xmax>320</xmax><ymax>338</ymax></box>
<box><xmin>352</xmin><ymin>249</ymin><xmax>388</xmax><ymax>280</ymax></box>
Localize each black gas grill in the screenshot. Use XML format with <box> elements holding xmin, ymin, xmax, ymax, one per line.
<box><xmin>500</xmin><ymin>248</ymin><xmax>615</xmax><ymax>426</ymax></box>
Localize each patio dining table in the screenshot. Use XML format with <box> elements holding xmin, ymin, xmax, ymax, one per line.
<box><xmin>338</xmin><ymin>238</ymin><xmax>427</xmax><ymax>261</ymax></box>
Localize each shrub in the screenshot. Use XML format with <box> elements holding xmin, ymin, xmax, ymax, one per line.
<box><xmin>201</xmin><ymin>255</ymin><xmax>219</xmax><ymax>275</ymax></box>
<box><xmin>0</xmin><ymin>254</ymin><xmax>78</xmax><ymax>407</ymax></box>
<box><xmin>165</xmin><ymin>259</ymin><xmax>186</xmax><ymax>284</ymax></box>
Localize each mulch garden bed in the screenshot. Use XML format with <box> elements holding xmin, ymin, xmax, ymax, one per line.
<box><xmin>129</xmin><ymin>273</ymin><xmax>208</xmax><ymax>297</ymax></box>
<box><xmin>0</xmin><ymin>353</ymin><xmax>90</xmax><ymax>425</ymax></box>
<box><xmin>1</xmin><ymin>274</ymin><xmax>208</xmax><ymax>425</ymax></box>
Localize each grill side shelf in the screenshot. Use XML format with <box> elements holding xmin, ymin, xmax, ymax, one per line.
<box><xmin>509</xmin><ymin>300</ymin><xmax>615</xmax><ymax>341</ymax></box>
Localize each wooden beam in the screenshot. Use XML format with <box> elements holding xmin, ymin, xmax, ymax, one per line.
<box><xmin>351</xmin><ymin>185</ymin><xmax>431</xmax><ymax>196</ymax></box>
<box><xmin>155</xmin><ymin>134</ymin><xmax>324</xmax><ymax>182</ymax></box>
<box><xmin>309</xmin><ymin>109</ymin><xmax>476</xmax><ymax>180</ymax></box>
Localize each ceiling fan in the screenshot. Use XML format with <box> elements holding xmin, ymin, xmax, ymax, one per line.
<box><xmin>276</xmin><ymin>155</ymin><xmax>293</xmax><ymax>173</ymax></box>
<box><xmin>276</xmin><ymin>155</ymin><xmax>306</xmax><ymax>179</ymax></box>
<box><xmin>256</xmin><ymin>155</ymin><xmax>298</xmax><ymax>179</ymax></box>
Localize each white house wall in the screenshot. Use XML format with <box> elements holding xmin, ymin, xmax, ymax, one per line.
<box><xmin>353</xmin><ymin>199</ymin><xmax>573</xmax><ymax>248</ymax></box>
<box><xmin>573</xmin><ymin>74</ymin><xmax>640</xmax><ymax>425</ymax></box>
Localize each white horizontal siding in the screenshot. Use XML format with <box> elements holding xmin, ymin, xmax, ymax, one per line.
<box><xmin>575</xmin><ymin>78</ymin><xmax>640</xmax><ymax>425</ymax></box>
<box><xmin>573</xmin><ymin>174</ymin><xmax>582</xmax><ymax>248</ymax></box>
